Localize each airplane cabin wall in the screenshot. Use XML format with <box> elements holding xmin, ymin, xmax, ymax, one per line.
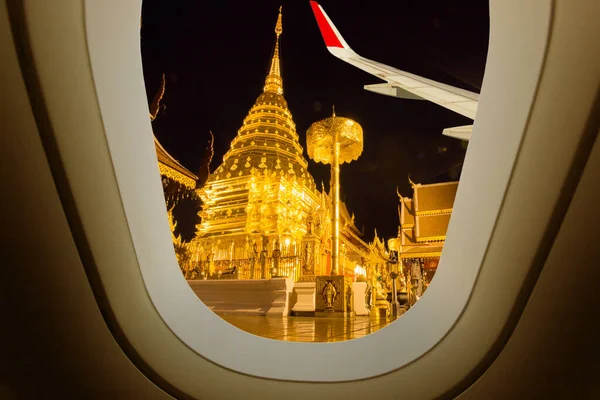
<box><xmin>0</xmin><ymin>0</ymin><xmax>598</xmax><ymax>399</ymax></box>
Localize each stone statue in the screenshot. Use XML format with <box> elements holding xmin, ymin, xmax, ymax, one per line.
<box><xmin>322</xmin><ymin>281</ymin><xmax>337</xmax><ymax>309</ymax></box>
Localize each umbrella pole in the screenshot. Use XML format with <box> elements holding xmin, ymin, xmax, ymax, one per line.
<box><xmin>331</xmin><ymin>132</ymin><xmax>341</xmax><ymax>276</ymax></box>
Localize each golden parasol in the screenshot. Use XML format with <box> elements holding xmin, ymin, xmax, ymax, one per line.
<box><xmin>306</xmin><ymin>109</ymin><xmax>363</xmax><ymax>275</ymax></box>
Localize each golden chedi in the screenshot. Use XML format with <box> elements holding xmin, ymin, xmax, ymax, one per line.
<box><xmin>194</xmin><ymin>8</ymin><xmax>320</xmax><ymax>279</ymax></box>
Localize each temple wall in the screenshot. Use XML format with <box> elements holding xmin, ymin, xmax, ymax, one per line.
<box><xmin>188</xmin><ymin>277</ymin><xmax>293</xmax><ymax>316</ymax></box>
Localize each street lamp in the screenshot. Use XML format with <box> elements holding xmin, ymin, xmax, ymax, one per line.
<box><xmin>387</xmin><ymin>238</ymin><xmax>401</xmax><ymax>319</ymax></box>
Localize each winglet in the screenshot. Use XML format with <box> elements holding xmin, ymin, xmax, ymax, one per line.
<box><xmin>310</xmin><ymin>1</ymin><xmax>352</xmax><ymax>51</ymax></box>
<box><xmin>442</xmin><ymin>125</ymin><xmax>473</xmax><ymax>142</ymax></box>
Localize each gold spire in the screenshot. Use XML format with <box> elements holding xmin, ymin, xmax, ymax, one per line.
<box><xmin>263</xmin><ymin>7</ymin><xmax>284</xmax><ymax>94</ymax></box>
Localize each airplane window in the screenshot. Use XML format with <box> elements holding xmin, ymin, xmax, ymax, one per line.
<box><xmin>61</xmin><ymin>0</ymin><xmax>590</xmax><ymax>392</ymax></box>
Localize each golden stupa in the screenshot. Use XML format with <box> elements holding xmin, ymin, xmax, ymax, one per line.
<box><xmin>190</xmin><ymin>8</ymin><xmax>385</xmax><ymax>282</ymax></box>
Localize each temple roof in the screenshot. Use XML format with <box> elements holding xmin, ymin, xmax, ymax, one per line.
<box><xmin>414</xmin><ymin>181</ymin><xmax>459</xmax><ymax>214</ymax></box>
<box><xmin>154</xmin><ymin>136</ymin><xmax>198</xmax><ymax>189</ymax></box>
<box><xmin>416</xmin><ymin>214</ymin><xmax>451</xmax><ymax>241</ymax></box>
<box><xmin>400</xmin><ymin>227</ymin><xmax>418</xmax><ymax>246</ymax></box>
<box><xmin>399</xmin><ymin>197</ymin><xmax>415</xmax><ymax>226</ymax></box>
<box><xmin>399</xmin><ymin>180</ymin><xmax>458</xmax><ymax>260</ymax></box>
<box><xmin>400</xmin><ymin>245</ymin><xmax>443</xmax><ymax>259</ymax></box>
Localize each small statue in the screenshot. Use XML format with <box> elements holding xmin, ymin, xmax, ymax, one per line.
<box><xmin>399</xmin><ymin>273</ymin><xmax>407</xmax><ymax>291</ymax></box>
<box><xmin>315</xmin><ymin>213</ymin><xmax>323</xmax><ymax>236</ymax></box>
<box><xmin>365</xmin><ymin>282</ymin><xmax>373</xmax><ymax>311</ymax></box>
<box><xmin>375</xmin><ymin>276</ymin><xmax>388</xmax><ymax>301</ymax></box>
<box><xmin>322</xmin><ymin>281</ymin><xmax>337</xmax><ymax>309</ymax></box>
<box><xmin>272</xmin><ymin>240</ymin><xmax>281</xmax><ymax>276</ymax></box>
<box><xmin>259</xmin><ymin>249</ymin><xmax>267</xmax><ymax>279</ymax></box>
<box><xmin>346</xmin><ymin>285</ymin><xmax>353</xmax><ymax>312</ymax></box>
<box><xmin>259</xmin><ymin>236</ymin><xmax>269</xmax><ymax>279</ymax></box>
<box><xmin>306</xmin><ymin>213</ymin><xmax>314</xmax><ymax>235</ymax></box>
<box><xmin>249</xmin><ymin>241</ymin><xmax>258</xmax><ymax>278</ymax></box>
<box><xmin>302</xmin><ymin>242</ymin><xmax>313</xmax><ymax>273</ymax></box>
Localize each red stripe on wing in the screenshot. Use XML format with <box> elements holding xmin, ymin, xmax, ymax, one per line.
<box><xmin>310</xmin><ymin>2</ymin><xmax>344</xmax><ymax>48</ymax></box>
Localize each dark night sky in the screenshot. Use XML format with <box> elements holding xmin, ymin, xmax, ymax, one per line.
<box><xmin>141</xmin><ymin>0</ymin><xmax>489</xmax><ymax>242</ymax></box>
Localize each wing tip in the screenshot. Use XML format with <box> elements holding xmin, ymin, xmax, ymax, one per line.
<box><xmin>310</xmin><ymin>1</ymin><xmax>346</xmax><ymax>49</ymax></box>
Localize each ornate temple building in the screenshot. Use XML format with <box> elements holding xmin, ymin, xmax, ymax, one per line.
<box><xmin>189</xmin><ymin>8</ymin><xmax>382</xmax><ymax>282</ymax></box>
<box><xmin>398</xmin><ymin>180</ymin><xmax>459</xmax><ymax>299</ymax></box>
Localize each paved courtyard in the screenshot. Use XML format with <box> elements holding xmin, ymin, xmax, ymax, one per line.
<box><xmin>217</xmin><ymin>314</ymin><xmax>398</xmax><ymax>342</ymax></box>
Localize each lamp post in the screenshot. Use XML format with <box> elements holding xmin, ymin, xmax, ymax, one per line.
<box><xmin>388</xmin><ymin>238</ymin><xmax>401</xmax><ymax>319</ymax></box>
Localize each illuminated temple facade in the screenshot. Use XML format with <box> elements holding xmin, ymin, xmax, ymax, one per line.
<box><xmin>190</xmin><ymin>9</ymin><xmax>380</xmax><ymax>282</ymax></box>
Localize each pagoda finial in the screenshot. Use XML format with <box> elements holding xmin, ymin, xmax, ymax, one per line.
<box><xmin>275</xmin><ymin>6</ymin><xmax>283</xmax><ymax>36</ymax></box>
<box><xmin>332</xmin><ymin>105</ymin><xmax>336</xmax><ymax>117</ymax></box>
<box><xmin>263</xmin><ymin>7</ymin><xmax>284</xmax><ymax>94</ymax></box>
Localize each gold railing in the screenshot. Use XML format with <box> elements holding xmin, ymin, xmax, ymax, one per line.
<box><xmin>200</xmin><ymin>255</ymin><xmax>301</xmax><ymax>281</ymax></box>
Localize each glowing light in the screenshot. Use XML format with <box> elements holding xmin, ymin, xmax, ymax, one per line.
<box><xmin>284</xmin><ymin>238</ymin><xmax>291</xmax><ymax>246</ymax></box>
<box><xmin>354</xmin><ymin>265</ymin><xmax>366</xmax><ymax>277</ymax></box>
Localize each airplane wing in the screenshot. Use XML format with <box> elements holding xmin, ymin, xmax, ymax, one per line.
<box><xmin>309</xmin><ymin>1</ymin><xmax>478</xmax><ymax>140</ymax></box>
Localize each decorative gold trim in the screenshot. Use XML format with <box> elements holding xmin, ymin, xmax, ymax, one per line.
<box><xmin>415</xmin><ymin>208</ymin><xmax>453</xmax><ymax>216</ymax></box>
<box><xmin>416</xmin><ymin>235</ymin><xmax>446</xmax><ymax>243</ymax></box>
<box><xmin>400</xmin><ymin>252</ymin><xmax>442</xmax><ymax>259</ymax></box>
<box><xmin>158</xmin><ymin>163</ymin><xmax>196</xmax><ymax>189</ymax></box>
<box><xmin>233</xmin><ymin>130</ymin><xmax>301</xmax><ymax>147</ymax></box>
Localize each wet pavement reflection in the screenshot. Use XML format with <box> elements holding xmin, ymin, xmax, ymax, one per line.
<box><xmin>217</xmin><ymin>315</ymin><xmax>397</xmax><ymax>342</ymax></box>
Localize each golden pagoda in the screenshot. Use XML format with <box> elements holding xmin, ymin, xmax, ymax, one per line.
<box><xmin>191</xmin><ymin>7</ymin><xmax>383</xmax><ymax>282</ymax></box>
